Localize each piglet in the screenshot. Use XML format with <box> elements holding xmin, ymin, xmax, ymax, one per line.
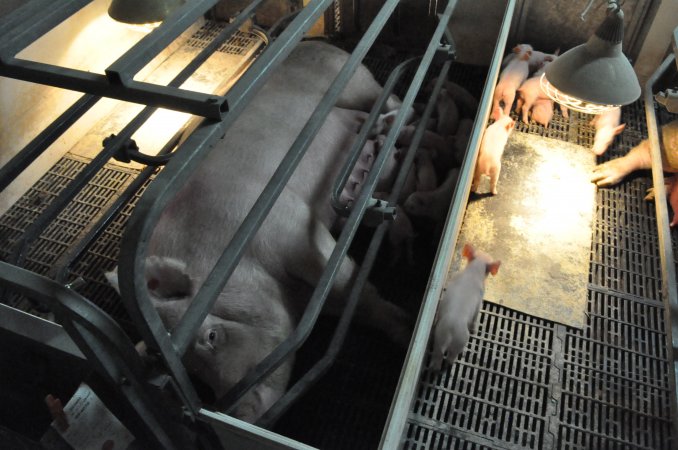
<box><xmin>530</xmin><ymin>98</ymin><xmax>554</xmax><ymax>127</ymax></box>
<box><xmin>590</xmin><ymin>107</ymin><xmax>625</xmax><ymax>156</ymax></box>
<box><xmin>492</xmin><ymin>50</ymin><xmax>531</xmax><ymax>120</ymax></box>
<box><xmin>430</xmin><ymin>243</ymin><xmax>500</xmax><ymax>370</ymax></box>
<box><xmin>403</xmin><ymin>168</ymin><xmax>460</xmax><ymax>222</ymax></box>
<box><xmin>436</xmin><ymin>88</ymin><xmax>460</xmax><ymax>137</ymax></box>
<box><xmin>472</xmin><ymin>111</ymin><xmax>515</xmax><ymax>195</ymax></box>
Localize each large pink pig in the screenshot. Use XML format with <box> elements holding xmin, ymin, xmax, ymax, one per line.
<box><xmin>429</xmin><ymin>244</ymin><xmax>500</xmax><ymax>370</ymax></box>
<box><xmin>472</xmin><ymin>111</ymin><xmax>515</xmax><ymax>194</ymax></box>
<box><xmin>113</xmin><ymin>41</ymin><xmax>412</xmax><ymax>423</ymax></box>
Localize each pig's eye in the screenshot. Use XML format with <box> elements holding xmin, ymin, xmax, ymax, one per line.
<box><xmin>208</xmin><ymin>330</ymin><xmax>216</xmax><ymax>342</ymax></box>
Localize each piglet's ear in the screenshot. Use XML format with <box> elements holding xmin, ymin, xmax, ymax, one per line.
<box><xmin>488</xmin><ymin>260</ymin><xmax>501</xmax><ymax>276</ymax></box>
<box><xmin>506</xmin><ymin>120</ymin><xmax>515</xmax><ymax>131</ymax></box>
<box><xmin>512</xmin><ymin>46</ymin><xmax>520</xmax><ymax>54</ymax></box>
<box><xmin>462</xmin><ymin>243</ymin><xmax>474</xmax><ymax>260</ymax></box>
<box><xmin>614</xmin><ymin>123</ymin><xmax>626</xmax><ymax>135</ymax></box>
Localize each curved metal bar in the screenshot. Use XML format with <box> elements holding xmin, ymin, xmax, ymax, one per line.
<box><xmin>330</xmin><ymin>56</ymin><xmax>419</xmax><ymax>217</ymax></box>
<box><xmin>644</xmin><ymin>52</ymin><xmax>678</xmax><ymax>442</ymax></box>
<box><xmin>0</xmin><ymin>261</ymin><xmax>179</xmax><ymax>449</ymax></box>
<box><xmin>380</xmin><ymin>0</ymin><xmax>517</xmax><ymax>447</ymax></box>
<box><xmin>117</xmin><ymin>0</ymin><xmax>337</xmax><ymax>416</ymax></box>
<box><xmin>219</xmin><ymin>0</ymin><xmax>456</xmax><ymax>415</ymax></box>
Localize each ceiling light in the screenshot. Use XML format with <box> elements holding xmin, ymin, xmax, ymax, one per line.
<box><xmin>541</xmin><ymin>2</ymin><xmax>641</xmax><ymax>114</ymax></box>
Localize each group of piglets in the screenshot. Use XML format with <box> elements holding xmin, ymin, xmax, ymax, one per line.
<box><xmin>336</xmin><ymin>77</ymin><xmax>480</xmax><ymax>265</ymax></box>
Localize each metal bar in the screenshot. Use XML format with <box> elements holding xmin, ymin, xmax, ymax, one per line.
<box><xmin>330</xmin><ymin>57</ymin><xmax>418</xmax><ymax>217</ymax></box>
<box><xmin>644</xmin><ymin>53</ymin><xmax>678</xmax><ymax>444</ymax></box>
<box><xmin>256</xmin><ymin>56</ymin><xmax>451</xmax><ymax>428</ymax></box>
<box><xmin>170</xmin><ymin>0</ymin><xmax>363</xmax><ymax>354</ymax></box>
<box><xmin>7</xmin><ymin>108</ymin><xmax>157</xmax><ymax>267</ymax></box>
<box><xmin>388</xmin><ymin>61</ymin><xmax>450</xmax><ymax>205</ymax></box>
<box><xmin>0</xmin><ymin>58</ymin><xmax>225</xmax><ymax>119</ymax></box>
<box><xmin>0</xmin><ymin>94</ymin><xmax>100</xmax><ymax>192</ymax></box>
<box><xmin>0</xmin><ymin>0</ymin><xmax>91</xmax><ymax>59</ymax></box>
<box><xmin>116</xmin><ymin>0</ymin><xmax>337</xmax><ymax>417</ymax></box>
<box><xmin>105</xmin><ymin>0</ymin><xmax>220</xmax><ymax>84</ymax></box>
<box><xmin>0</xmin><ymin>262</ymin><xmax>180</xmax><ymax>449</ymax></box>
<box><xmin>379</xmin><ymin>0</ymin><xmax>516</xmax><ymax>447</ymax></box>
<box><xmin>220</xmin><ymin>0</ymin><xmax>450</xmax><ymax>414</ymax></box>
<box><xmin>257</xmin><ymin>220</ymin><xmax>390</xmax><ymax>427</ymax></box>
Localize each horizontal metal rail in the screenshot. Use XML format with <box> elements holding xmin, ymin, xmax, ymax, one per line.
<box><xmin>644</xmin><ymin>52</ymin><xmax>678</xmax><ymax>444</ymax></box>
<box><xmin>0</xmin><ymin>0</ymin><xmax>263</xmax><ymax>119</ymax></box>
<box><xmin>117</xmin><ymin>0</ymin><xmax>338</xmax><ymax>417</ymax></box>
<box><xmin>380</xmin><ymin>0</ymin><xmax>517</xmax><ymax>447</ymax></box>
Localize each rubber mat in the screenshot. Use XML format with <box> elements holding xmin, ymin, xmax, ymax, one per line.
<box><xmin>453</xmin><ymin>132</ymin><xmax>596</xmax><ymax>328</ymax></box>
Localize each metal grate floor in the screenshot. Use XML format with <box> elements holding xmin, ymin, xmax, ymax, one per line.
<box><xmin>404</xmin><ymin>101</ymin><xmax>677</xmax><ymax>450</ymax></box>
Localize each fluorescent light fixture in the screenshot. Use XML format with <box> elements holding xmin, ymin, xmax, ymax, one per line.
<box><xmin>108</xmin><ymin>0</ymin><xmax>184</xmax><ymax>26</ymax></box>
<box><xmin>541</xmin><ymin>3</ymin><xmax>641</xmax><ymax>114</ymax></box>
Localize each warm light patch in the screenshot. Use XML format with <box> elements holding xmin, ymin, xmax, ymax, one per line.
<box><xmin>508</xmin><ymin>144</ymin><xmax>594</xmax><ymax>247</ymax></box>
<box><xmin>540</xmin><ymin>74</ymin><xmax>618</xmax><ymax>114</ymax></box>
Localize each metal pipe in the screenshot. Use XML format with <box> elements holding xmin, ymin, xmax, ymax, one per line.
<box><xmin>170</xmin><ymin>0</ymin><xmax>391</xmax><ymax>355</ymax></box>
<box><xmin>0</xmin><ymin>261</ymin><xmax>180</xmax><ymax>450</ymax></box>
<box><xmin>105</xmin><ymin>0</ymin><xmax>220</xmax><ymax>85</ymax></box>
<box><xmin>379</xmin><ymin>0</ymin><xmax>517</xmax><ymax>447</ymax></box>
<box><xmin>0</xmin><ymin>0</ymin><xmax>91</xmax><ymax>59</ymax></box>
<box><xmin>220</xmin><ymin>0</ymin><xmax>457</xmax><ymax>415</ymax></box>
<box><xmin>330</xmin><ymin>57</ymin><xmax>419</xmax><ymax>217</ymax></box>
<box><xmin>644</xmin><ymin>52</ymin><xmax>678</xmax><ymax>444</ymax></box>
<box><xmin>256</xmin><ymin>54</ymin><xmax>453</xmax><ymax>428</ymax></box>
<box><xmin>0</xmin><ymin>94</ymin><xmax>100</xmax><ymax>192</ymax></box>
<box><xmin>1</xmin><ymin>58</ymin><xmax>225</xmax><ymax>119</ymax></box>
<box><xmin>117</xmin><ymin>0</ymin><xmax>336</xmax><ymax>417</ymax></box>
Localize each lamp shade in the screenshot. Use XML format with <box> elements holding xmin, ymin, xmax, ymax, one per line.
<box><xmin>108</xmin><ymin>0</ymin><xmax>184</xmax><ymax>24</ymax></box>
<box><xmin>542</xmin><ymin>8</ymin><xmax>641</xmax><ymax>113</ymax></box>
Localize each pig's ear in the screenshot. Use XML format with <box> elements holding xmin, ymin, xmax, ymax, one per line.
<box><xmin>614</xmin><ymin>123</ymin><xmax>626</xmax><ymax>135</ymax></box>
<box><xmin>488</xmin><ymin>260</ymin><xmax>501</xmax><ymax>276</ymax></box>
<box><xmin>554</xmin><ymin>48</ymin><xmax>561</xmax><ymax>56</ymax></box>
<box><xmin>146</xmin><ymin>256</ymin><xmax>193</xmax><ymax>299</ymax></box>
<box><xmin>506</xmin><ymin>120</ymin><xmax>515</xmax><ymax>131</ymax></box>
<box><xmin>462</xmin><ymin>243</ymin><xmax>474</xmax><ymax>260</ymax></box>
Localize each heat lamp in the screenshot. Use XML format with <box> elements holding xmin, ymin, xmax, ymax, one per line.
<box><xmin>540</xmin><ymin>0</ymin><xmax>641</xmax><ymax>114</ymax></box>
<box><xmin>108</xmin><ymin>0</ymin><xmax>184</xmax><ymax>26</ymax></box>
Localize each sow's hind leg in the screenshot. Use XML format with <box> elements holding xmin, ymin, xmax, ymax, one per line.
<box><xmin>267</xmin><ymin>191</ymin><xmax>412</xmax><ymax>347</ymax></box>
<box><xmin>308</xmin><ymin>224</ymin><xmax>411</xmax><ymax>347</ymax></box>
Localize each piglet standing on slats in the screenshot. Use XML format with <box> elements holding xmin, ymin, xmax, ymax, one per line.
<box><xmin>429</xmin><ymin>244</ymin><xmax>500</xmax><ymax>371</ymax></box>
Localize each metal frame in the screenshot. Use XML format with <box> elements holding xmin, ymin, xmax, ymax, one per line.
<box><xmin>0</xmin><ymin>0</ymin><xmax>265</xmax><ymax>119</ymax></box>
<box><xmin>644</xmin><ymin>51</ymin><xmax>678</xmax><ymax>443</ymax></box>
<box><xmin>0</xmin><ymin>0</ymin><xmax>527</xmax><ymax>448</ymax></box>
<box><xmin>379</xmin><ymin>0</ymin><xmax>517</xmax><ymax>447</ymax></box>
